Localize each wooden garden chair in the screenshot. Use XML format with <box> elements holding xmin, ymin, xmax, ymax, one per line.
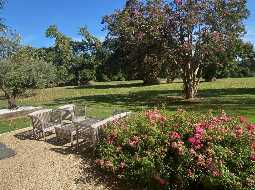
<box><xmin>28</xmin><ymin>109</ymin><xmax>62</xmax><ymax>140</ymax></box>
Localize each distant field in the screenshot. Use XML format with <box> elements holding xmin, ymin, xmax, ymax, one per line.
<box><xmin>1</xmin><ymin>77</ymin><xmax>255</xmax><ymax>134</ymax></box>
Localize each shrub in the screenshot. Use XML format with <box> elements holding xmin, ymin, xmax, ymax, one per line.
<box><xmin>96</xmin><ymin>109</ymin><xmax>255</xmax><ymax>190</ymax></box>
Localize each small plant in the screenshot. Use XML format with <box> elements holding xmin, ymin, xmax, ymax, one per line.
<box><xmin>96</xmin><ymin>109</ymin><xmax>255</xmax><ymax>190</ymax></box>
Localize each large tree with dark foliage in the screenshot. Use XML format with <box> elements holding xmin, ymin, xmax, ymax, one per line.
<box><xmin>103</xmin><ymin>0</ymin><xmax>173</xmax><ymax>84</ymax></box>
<box><xmin>104</xmin><ymin>0</ymin><xmax>249</xmax><ymax>98</ymax></box>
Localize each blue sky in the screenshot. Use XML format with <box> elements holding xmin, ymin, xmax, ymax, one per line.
<box><xmin>2</xmin><ymin>0</ymin><xmax>255</xmax><ymax>48</ymax></box>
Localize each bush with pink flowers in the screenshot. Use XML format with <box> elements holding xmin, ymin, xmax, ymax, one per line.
<box><xmin>96</xmin><ymin>109</ymin><xmax>255</xmax><ymax>189</ymax></box>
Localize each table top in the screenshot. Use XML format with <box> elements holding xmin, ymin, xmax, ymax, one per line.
<box><xmin>73</xmin><ymin>117</ymin><xmax>101</xmax><ymax>127</ymax></box>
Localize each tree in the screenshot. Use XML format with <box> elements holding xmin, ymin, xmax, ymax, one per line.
<box><xmin>236</xmin><ymin>41</ymin><xmax>255</xmax><ymax>74</ymax></box>
<box><xmin>103</xmin><ymin>0</ymin><xmax>172</xmax><ymax>84</ymax></box>
<box><xmin>0</xmin><ymin>0</ymin><xmax>5</xmax><ymax>32</ymax></box>
<box><xmin>46</xmin><ymin>25</ymin><xmax>103</xmax><ymax>86</ymax></box>
<box><xmin>169</xmin><ymin>0</ymin><xmax>249</xmax><ymax>98</ymax></box>
<box><xmin>46</xmin><ymin>25</ymin><xmax>73</xmax><ymax>85</ymax></box>
<box><xmin>203</xmin><ymin>39</ymin><xmax>255</xmax><ymax>81</ymax></box>
<box><xmin>71</xmin><ymin>27</ymin><xmax>103</xmax><ymax>85</ymax></box>
<box><xmin>104</xmin><ymin>0</ymin><xmax>249</xmax><ymax>98</ymax></box>
<box><xmin>0</xmin><ymin>55</ymin><xmax>56</xmax><ymax>109</ymax></box>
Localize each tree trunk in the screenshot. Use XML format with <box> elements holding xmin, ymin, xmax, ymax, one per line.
<box><xmin>77</xmin><ymin>73</ymin><xmax>81</xmax><ymax>86</ymax></box>
<box><xmin>7</xmin><ymin>96</ymin><xmax>18</xmax><ymax>109</ymax></box>
<box><xmin>183</xmin><ymin>80</ymin><xmax>196</xmax><ymax>99</ymax></box>
<box><xmin>182</xmin><ymin>62</ymin><xmax>200</xmax><ymax>99</ymax></box>
<box><xmin>75</xmin><ymin>71</ymin><xmax>81</xmax><ymax>86</ymax></box>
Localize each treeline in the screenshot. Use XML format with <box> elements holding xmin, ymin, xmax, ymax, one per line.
<box><xmin>23</xmin><ymin>26</ymin><xmax>255</xmax><ymax>86</ymax></box>
<box><xmin>20</xmin><ymin>1</ymin><xmax>253</xmax><ymax>88</ymax></box>
<box><xmin>1</xmin><ymin>0</ymin><xmax>254</xmax><ymax>108</ymax></box>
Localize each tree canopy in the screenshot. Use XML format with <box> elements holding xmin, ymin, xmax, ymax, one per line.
<box><xmin>103</xmin><ymin>0</ymin><xmax>249</xmax><ymax>98</ymax></box>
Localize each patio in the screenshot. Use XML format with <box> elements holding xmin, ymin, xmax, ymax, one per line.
<box><xmin>0</xmin><ymin>128</ymin><xmax>122</xmax><ymax>190</ymax></box>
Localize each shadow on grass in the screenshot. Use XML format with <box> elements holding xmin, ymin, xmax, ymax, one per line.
<box><xmin>43</xmin><ymin>88</ymin><xmax>255</xmax><ymax>113</ymax></box>
<box><xmin>68</xmin><ymin>81</ymin><xmax>144</xmax><ymax>90</ymax></box>
<box><xmin>0</xmin><ymin>96</ymin><xmax>6</xmax><ymax>100</ymax></box>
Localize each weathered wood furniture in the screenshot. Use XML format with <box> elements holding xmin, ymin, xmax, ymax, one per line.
<box><xmin>54</xmin><ymin>104</ymin><xmax>90</xmax><ymax>146</ymax></box>
<box><xmin>0</xmin><ymin>106</ymin><xmax>42</xmax><ymax>120</ymax></box>
<box><xmin>55</xmin><ymin>118</ymin><xmax>100</xmax><ymax>147</ymax></box>
<box><xmin>28</xmin><ymin>109</ymin><xmax>62</xmax><ymax>140</ymax></box>
<box><xmin>56</xmin><ymin>104</ymin><xmax>87</xmax><ymax>123</ymax></box>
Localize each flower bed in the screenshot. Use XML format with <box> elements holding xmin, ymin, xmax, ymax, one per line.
<box><xmin>96</xmin><ymin>109</ymin><xmax>255</xmax><ymax>189</ymax></box>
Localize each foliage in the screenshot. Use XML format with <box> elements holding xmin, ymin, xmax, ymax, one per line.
<box><xmin>103</xmin><ymin>0</ymin><xmax>249</xmax><ymax>97</ymax></box>
<box><xmin>0</xmin><ymin>57</ymin><xmax>56</xmax><ymax>109</ymax></box>
<box><xmin>97</xmin><ymin>109</ymin><xmax>255</xmax><ymax>189</ymax></box>
<box><xmin>0</xmin><ymin>28</ymin><xmax>20</xmax><ymax>59</ymax></box>
<box><xmin>45</xmin><ymin>25</ymin><xmax>105</xmax><ymax>86</ymax></box>
<box><xmin>103</xmin><ymin>0</ymin><xmax>171</xmax><ymax>84</ymax></box>
<box><xmin>203</xmin><ymin>40</ymin><xmax>255</xmax><ymax>81</ymax></box>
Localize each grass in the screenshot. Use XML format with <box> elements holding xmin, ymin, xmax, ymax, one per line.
<box><xmin>0</xmin><ymin>77</ymin><xmax>255</xmax><ymax>134</ymax></box>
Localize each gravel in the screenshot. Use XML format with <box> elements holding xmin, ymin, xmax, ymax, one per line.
<box><xmin>0</xmin><ymin>128</ymin><xmax>114</xmax><ymax>190</ymax></box>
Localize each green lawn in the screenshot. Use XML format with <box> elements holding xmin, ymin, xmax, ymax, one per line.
<box><xmin>1</xmin><ymin>77</ymin><xmax>255</xmax><ymax>134</ymax></box>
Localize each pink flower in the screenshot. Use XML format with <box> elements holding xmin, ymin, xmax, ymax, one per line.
<box><xmin>188</xmin><ymin>137</ymin><xmax>196</xmax><ymax>144</ymax></box>
<box><xmin>128</xmin><ymin>136</ymin><xmax>140</xmax><ymax>147</ymax></box>
<box><xmin>250</xmin><ymin>154</ymin><xmax>255</xmax><ymax>161</ymax></box>
<box><xmin>188</xmin><ymin>137</ymin><xmax>203</xmax><ymax>149</ymax></box>
<box><xmin>235</xmin><ymin>126</ymin><xmax>243</xmax><ymax>138</ymax></box>
<box><xmin>107</xmin><ymin>133</ymin><xmax>117</xmax><ymax>144</ymax></box>
<box><xmin>119</xmin><ymin>161</ymin><xmax>126</xmax><ymax>174</ymax></box>
<box><xmin>95</xmin><ymin>159</ymin><xmax>104</xmax><ymax>166</ymax></box>
<box><xmin>252</xmin><ymin>142</ymin><xmax>255</xmax><ymax>150</ymax></box>
<box><xmin>145</xmin><ymin>110</ymin><xmax>166</xmax><ymax>124</ymax></box>
<box><xmin>212</xmin><ymin>170</ymin><xmax>221</xmax><ymax>177</ymax></box>
<box><xmin>218</xmin><ymin>111</ymin><xmax>230</xmax><ymax>122</ymax></box>
<box><xmin>170</xmin><ymin>131</ymin><xmax>181</xmax><ymax>139</ymax></box>
<box><xmin>189</xmin><ymin>148</ymin><xmax>196</xmax><ymax>155</ymax></box>
<box><xmin>197</xmin><ymin>155</ymin><xmax>205</xmax><ymax>167</ymax></box>
<box><xmin>187</xmin><ymin>169</ymin><xmax>193</xmax><ymax>177</ymax></box>
<box><xmin>195</xmin><ymin>126</ymin><xmax>205</xmax><ymax>134</ymax></box>
<box><xmin>210</xmin><ymin>117</ymin><xmax>221</xmax><ymax>126</ymax></box>
<box><xmin>240</xmin><ymin>116</ymin><xmax>247</xmax><ymax>123</ymax></box>
<box><xmin>247</xmin><ymin>124</ymin><xmax>255</xmax><ymax>135</ymax></box>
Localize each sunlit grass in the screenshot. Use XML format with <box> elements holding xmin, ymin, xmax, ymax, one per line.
<box><xmin>1</xmin><ymin>77</ymin><xmax>255</xmax><ymax>134</ymax></box>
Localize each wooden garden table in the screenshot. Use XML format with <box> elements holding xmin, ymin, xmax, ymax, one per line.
<box><xmin>73</xmin><ymin>118</ymin><xmax>101</xmax><ymax>149</ymax></box>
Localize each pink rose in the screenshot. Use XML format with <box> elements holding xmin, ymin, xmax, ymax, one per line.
<box><xmin>212</xmin><ymin>170</ymin><xmax>221</xmax><ymax>177</ymax></box>
<box><xmin>250</xmin><ymin>154</ymin><xmax>255</xmax><ymax>161</ymax></box>
<box><xmin>235</xmin><ymin>126</ymin><xmax>243</xmax><ymax>138</ymax></box>
<box><xmin>119</xmin><ymin>161</ymin><xmax>126</xmax><ymax>173</ymax></box>
<box><xmin>170</xmin><ymin>131</ymin><xmax>181</xmax><ymax>139</ymax></box>
<box><xmin>239</xmin><ymin>116</ymin><xmax>247</xmax><ymax>123</ymax></box>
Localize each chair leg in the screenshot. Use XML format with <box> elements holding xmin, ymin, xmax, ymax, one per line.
<box><xmin>42</xmin><ymin>131</ymin><xmax>46</xmax><ymax>141</ymax></box>
<box><xmin>76</xmin><ymin>131</ymin><xmax>79</xmax><ymax>150</ymax></box>
<box><xmin>33</xmin><ymin>128</ymin><xmax>36</xmax><ymax>139</ymax></box>
<box><xmin>70</xmin><ymin>134</ymin><xmax>74</xmax><ymax>147</ymax></box>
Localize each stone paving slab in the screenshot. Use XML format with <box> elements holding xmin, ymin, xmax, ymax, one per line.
<box><xmin>0</xmin><ymin>143</ymin><xmax>16</xmax><ymax>160</ymax></box>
